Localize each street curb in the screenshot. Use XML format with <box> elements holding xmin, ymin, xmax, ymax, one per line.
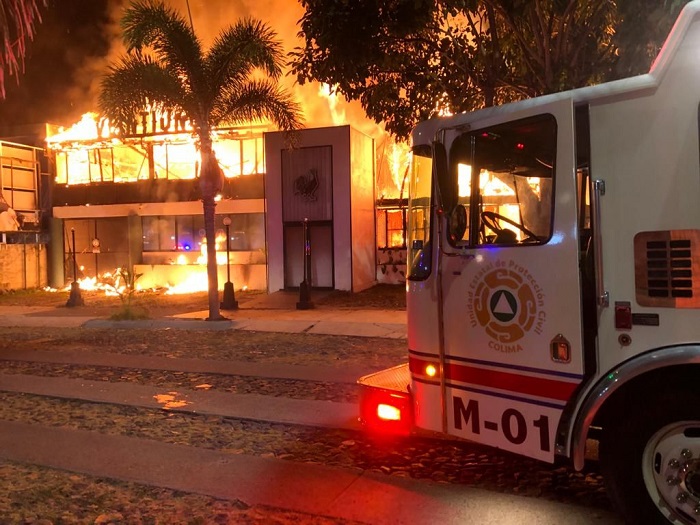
<box><xmin>83</xmin><ymin>318</ymin><xmax>234</xmax><ymax>330</ymax></box>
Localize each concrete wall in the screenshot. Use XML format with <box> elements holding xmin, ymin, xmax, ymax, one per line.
<box><xmin>377</xmin><ymin>247</ymin><xmax>407</xmax><ymax>284</ymax></box>
<box><xmin>349</xmin><ymin>127</ymin><xmax>376</xmax><ymax>292</ymax></box>
<box><xmin>265</xmin><ymin>125</ymin><xmax>376</xmax><ymax>292</ymax></box>
<box><xmin>0</xmin><ymin>243</ymin><xmax>47</xmax><ymax>290</ymax></box>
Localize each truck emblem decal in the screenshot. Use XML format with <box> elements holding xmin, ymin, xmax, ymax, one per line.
<box><xmin>468</xmin><ymin>261</ymin><xmax>546</xmax><ymax>351</ymax></box>
<box><xmin>491</xmin><ymin>290</ymin><xmax>518</xmax><ymax>322</ymax></box>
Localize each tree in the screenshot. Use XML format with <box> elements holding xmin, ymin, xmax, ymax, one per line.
<box><xmin>99</xmin><ymin>0</ymin><xmax>302</xmax><ymax>320</ymax></box>
<box><xmin>0</xmin><ymin>0</ymin><xmax>46</xmax><ymax>98</ymax></box>
<box><xmin>292</xmin><ymin>0</ymin><xmax>688</xmax><ymax>140</ymax></box>
<box><xmin>611</xmin><ymin>0</ymin><xmax>690</xmax><ymax>78</ymax></box>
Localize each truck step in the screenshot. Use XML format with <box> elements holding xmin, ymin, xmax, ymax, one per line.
<box><xmin>358</xmin><ymin>363</ymin><xmax>410</xmax><ymax>393</ymax></box>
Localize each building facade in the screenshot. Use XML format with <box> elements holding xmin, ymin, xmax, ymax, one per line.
<box><xmin>45</xmin><ymin>118</ymin><xmax>401</xmax><ymax>293</ymax></box>
<box><xmin>0</xmin><ymin>140</ymin><xmax>48</xmax><ymax>290</ymax></box>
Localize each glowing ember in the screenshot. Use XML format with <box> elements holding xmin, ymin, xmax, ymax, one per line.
<box><xmin>153</xmin><ymin>392</ymin><xmax>191</xmax><ymax>410</ymax></box>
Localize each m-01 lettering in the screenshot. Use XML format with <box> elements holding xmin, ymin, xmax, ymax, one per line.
<box><xmin>448</xmin><ymin>390</ymin><xmax>560</xmax><ymax>463</ymax></box>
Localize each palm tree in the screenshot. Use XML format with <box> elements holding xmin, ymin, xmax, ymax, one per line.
<box><xmin>0</xmin><ymin>0</ymin><xmax>46</xmax><ymax>98</ymax></box>
<box><xmin>99</xmin><ymin>0</ymin><xmax>302</xmax><ymax>320</ymax></box>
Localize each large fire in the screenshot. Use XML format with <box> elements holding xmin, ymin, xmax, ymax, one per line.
<box><xmin>45</xmin><ymin>0</ymin><xmax>414</xmax><ymax>296</ymax></box>
<box><xmin>47</xmin><ymin>112</ymin><xmax>268</xmax><ymax>186</ymax></box>
<box><xmin>45</xmin><ymin>112</ymin><xmax>114</xmax><ymax>145</ymax></box>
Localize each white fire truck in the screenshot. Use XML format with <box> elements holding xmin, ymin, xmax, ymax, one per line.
<box><xmin>359</xmin><ymin>3</ymin><xmax>700</xmax><ymax>524</ymax></box>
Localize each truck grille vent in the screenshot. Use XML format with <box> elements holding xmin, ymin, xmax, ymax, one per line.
<box><xmin>634</xmin><ymin>230</ymin><xmax>700</xmax><ymax>308</ymax></box>
<box><xmin>645</xmin><ymin>239</ymin><xmax>693</xmax><ymax>298</ymax></box>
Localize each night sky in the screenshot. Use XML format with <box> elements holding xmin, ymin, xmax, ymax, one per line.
<box><xmin>0</xmin><ymin>0</ymin><xmax>117</xmax><ymax>135</ymax></box>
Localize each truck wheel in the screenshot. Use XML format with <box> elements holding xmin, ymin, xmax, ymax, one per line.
<box><xmin>599</xmin><ymin>391</ymin><xmax>700</xmax><ymax>524</ymax></box>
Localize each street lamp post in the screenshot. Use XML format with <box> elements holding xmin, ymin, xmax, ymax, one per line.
<box><xmin>66</xmin><ymin>228</ymin><xmax>84</xmax><ymax>307</ymax></box>
<box><xmin>296</xmin><ymin>217</ymin><xmax>313</xmax><ymax>310</ymax></box>
<box><xmin>220</xmin><ymin>216</ymin><xmax>238</xmax><ymax>310</ymax></box>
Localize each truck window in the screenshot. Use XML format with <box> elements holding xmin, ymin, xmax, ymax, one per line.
<box><xmin>407</xmin><ymin>146</ymin><xmax>432</xmax><ymax>280</ymax></box>
<box><xmin>446</xmin><ymin>114</ymin><xmax>556</xmax><ymax>247</ymax></box>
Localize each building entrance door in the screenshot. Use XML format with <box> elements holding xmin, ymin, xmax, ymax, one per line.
<box><xmin>281</xmin><ymin>145</ymin><xmax>334</xmax><ymax>289</ymax></box>
<box><xmin>283</xmin><ymin>222</ymin><xmax>333</xmax><ymax>289</ymax></box>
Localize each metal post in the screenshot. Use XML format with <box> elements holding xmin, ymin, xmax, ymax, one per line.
<box><xmin>297</xmin><ymin>217</ymin><xmax>314</xmax><ymax>310</ymax></box>
<box><xmin>66</xmin><ymin>227</ymin><xmax>84</xmax><ymax>307</ymax></box>
<box><xmin>72</xmin><ymin>228</ymin><xmax>77</xmax><ymax>281</ymax></box>
<box><xmin>220</xmin><ymin>216</ymin><xmax>238</xmax><ymax>310</ymax></box>
<box><xmin>226</xmin><ymin>221</ymin><xmax>231</xmax><ymax>283</ymax></box>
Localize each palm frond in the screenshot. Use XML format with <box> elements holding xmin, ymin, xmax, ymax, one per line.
<box><xmin>98</xmin><ymin>53</ymin><xmax>191</xmax><ymax>132</ymax></box>
<box><xmin>0</xmin><ymin>0</ymin><xmax>46</xmax><ymax>98</ymax></box>
<box><xmin>214</xmin><ymin>78</ymin><xmax>303</xmax><ymax>131</ymax></box>
<box><xmin>120</xmin><ymin>0</ymin><xmax>206</xmax><ymax>97</ymax></box>
<box><xmin>206</xmin><ymin>18</ymin><xmax>285</xmax><ymax>93</ymax></box>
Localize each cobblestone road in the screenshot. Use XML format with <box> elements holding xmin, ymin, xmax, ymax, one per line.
<box><xmin>0</xmin><ymin>326</ymin><xmax>615</xmax><ymax>523</ymax></box>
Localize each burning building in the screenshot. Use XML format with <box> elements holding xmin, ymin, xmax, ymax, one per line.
<box><xmin>10</xmin><ymin>0</ymin><xmax>411</xmax><ymax>294</ymax></box>
<box><xmin>47</xmin><ymin>112</ymin><xmax>268</xmax><ymax>293</ymax></box>
<box><xmin>45</xmin><ymin>112</ymin><xmax>399</xmax><ymax>293</ymax></box>
<box><xmin>0</xmin><ymin>140</ymin><xmax>47</xmax><ymax>290</ymax></box>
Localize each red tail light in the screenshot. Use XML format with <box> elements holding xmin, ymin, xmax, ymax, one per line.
<box><xmin>359</xmin><ymin>387</ymin><xmax>413</xmax><ymax>435</ymax></box>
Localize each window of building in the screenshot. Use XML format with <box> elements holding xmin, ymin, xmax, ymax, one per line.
<box><xmin>214</xmin><ymin>135</ymin><xmax>265</xmax><ymax>176</ymax></box>
<box><xmin>89</xmin><ymin>149</ymin><xmax>114</xmax><ymax>182</ymax></box>
<box><xmin>143</xmin><ymin>213</ymin><xmax>264</xmax><ymax>252</ymax></box>
<box><xmin>55</xmin><ymin>132</ymin><xmax>265</xmax><ymax>185</ymax></box>
<box><xmin>153</xmin><ymin>142</ymin><xmax>197</xmax><ymax>180</ymax></box>
<box><xmin>216</xmin><ymin>213</ymin><xmax>265</xmax><ymax>251</ymax></box>
<box><xmin>142</xmin><ymin>216</ymin><xmax>177</xmax><ymax>251</ymax></box>
<box><xmin>377</xmin><ymin>206</ymin><xmax>406</xmax><ymax>249</ymax></box>
<box><xmin>110</xmin><ymin>144</ymin><xmax>150</xmax><ymax>183</ymax></box>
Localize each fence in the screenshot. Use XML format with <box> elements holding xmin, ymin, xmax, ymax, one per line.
<box><xmin>0</xmin><ymin>232</ymin><xmax>48</xmax><ymax>291</ymax></box>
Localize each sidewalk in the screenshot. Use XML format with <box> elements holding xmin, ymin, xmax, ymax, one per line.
<box><xmin>0</xmin><ymin>420</ymin><xmax>621</xmax><ymax>525</ymax></box>
<box><xmin>0</xmin><ymin>292</ymin><xmax>407</xmax><ymax>339</ymax></box>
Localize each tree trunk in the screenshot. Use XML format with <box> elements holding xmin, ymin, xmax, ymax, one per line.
<box><xmin>199</xmin><ymin>141</ymin><xmax>225</xmax><ymax>322</ymax></box>
<box><xmin>202</xmin><ymin>194</ymin><xmax>222</xmax><ymax>320</ymax></box>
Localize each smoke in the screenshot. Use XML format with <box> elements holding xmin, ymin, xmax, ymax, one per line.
<box><xmin>97</xmin><ymin>0</ymin><xmax>403</xmax><ymax>197</ymax></box>
<box><xmin>98</xmin><ymin>1</ymin><xmax>385</xmax><ymax>133</ymax></box>
<box><xmin>0</xmin><ymin>0</ymin><xmax>120</xmax><ymax>131</ymax></box>
<box><xmin>62</xmin><ymin>2</ymin><xmax>124</xmax><ymax>121</ymax></box>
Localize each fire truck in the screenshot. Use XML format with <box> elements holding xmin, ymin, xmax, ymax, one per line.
<box><xmin>359</xmin><ymin>3</ymin><xmax>700</xmax><ymax>524</ymax></box>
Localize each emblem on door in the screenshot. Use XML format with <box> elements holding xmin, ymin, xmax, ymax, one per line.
<box><xmin>294</xmin><ymin>168</ymin><xmax>320</xmax><ymax>202</ymax></box>
<box><xmin>469</xmin><ymin>261</ymin><xmax>546</xmax><ymax>351</ymax></box>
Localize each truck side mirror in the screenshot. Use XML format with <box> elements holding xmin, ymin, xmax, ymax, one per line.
<box><xmin>432</xmin><ymin>141</ymin><xmax>456</xmax><ymax>211</ymax></box>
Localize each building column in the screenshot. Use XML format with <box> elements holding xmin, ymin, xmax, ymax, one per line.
<box><xmin>127</xmin><ymin>212</ymin><xmax>142</xmax><ymax>269</ymax></box>
<box><xmin>48</xmin><ymin>217</ymin><xmax>65</xmax><ymax>289</ymax></box>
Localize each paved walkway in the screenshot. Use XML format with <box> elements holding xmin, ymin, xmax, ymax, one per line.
<box><xmin>0</xmin><ymin>301</ymin><xmax>623</xmax><ymax>524</ymax></box>
<box><xmin>0</xmin><ymin>304</ymin><xmax>407</xmax><ymax>338</ymax></box>
<box><xmin>0</xmin><ymin>420</ymin><xmax>619</xmax><ymax>525</ymax></box>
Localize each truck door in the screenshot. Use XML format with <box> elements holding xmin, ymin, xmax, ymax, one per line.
<box><xmin>437</xmin><ymin>99</ymin><xmax>585</xmax><ymax>462</ymax></box>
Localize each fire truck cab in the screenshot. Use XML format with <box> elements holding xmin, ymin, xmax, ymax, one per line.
<box><xmin>359</xmin><ymin>3</ymin><xmax>700</xmax><ymax>523</ymax></box>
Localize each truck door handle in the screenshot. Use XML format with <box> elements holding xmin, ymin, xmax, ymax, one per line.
<box><xmin>591</xmin><ymin>179</ymin><xmax>609</xmax><ymax>308</ymax></box>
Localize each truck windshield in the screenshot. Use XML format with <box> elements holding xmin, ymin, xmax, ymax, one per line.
<box><xmin>407</xmin><ymin>146</ymin><xmax>433</xmax><ymax>280</ymax></box>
